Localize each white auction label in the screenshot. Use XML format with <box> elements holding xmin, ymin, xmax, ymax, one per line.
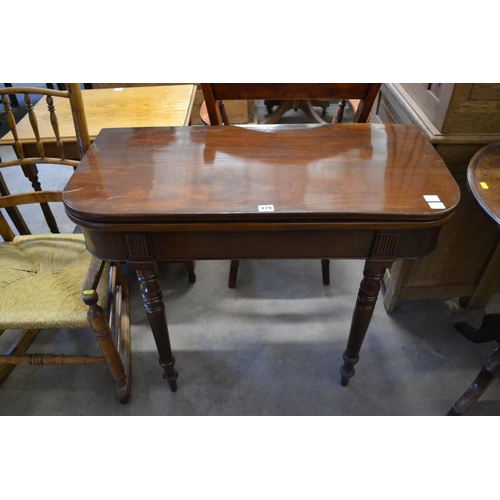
<box><xmin>258</xmin><ymin>205</ymin><xmax>275</xmax><ymax>212</ymax></box>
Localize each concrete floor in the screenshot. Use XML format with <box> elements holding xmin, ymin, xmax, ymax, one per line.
<box><xmin>1</xmin><ymin>87</ymin><xmax>500</xmax><ymax>416</ymax></box>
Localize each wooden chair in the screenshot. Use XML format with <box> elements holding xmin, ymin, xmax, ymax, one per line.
<box><xmin>0</xmin><ymin>84</ymin><xmax>197</xmax><ymax>283</ymax></box>
<box><xmin>200</xmin><ymin>83</ymin><xmax>381</xmax><ymax>288</ymax></box>
<box><xmin>0</xmin><ymin>84</ymin><xmax>131</xmax><ymax>403</ymax></box>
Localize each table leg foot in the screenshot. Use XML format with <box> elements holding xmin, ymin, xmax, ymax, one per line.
<box><xmin>185</xmin><ymin>260</ymin><xmax>196</xmax><ymax>283</ymax></box>
<box><xmin>161</xmin><ymin>357</ymin><xmax>178</xmax><ymax>392</ymax></box>
<box><xmin>338</xmin><ymin>260</ymin><xmax>389</xmax><ymax>386</ymax></box>
<box><xmin>340</xmin><ymin>352</ymin><xmax>359</xmax><ymax>386</ymax></box>
<box><xmin>321</xmin><ymin>259</ymin><xmax>330</xmax><ymax>286</ymax></box>
<box><xmin>228</xmin><ymin>259</ymin><xmax>239</xmax><ymax>289</ymax></box>
<box><xmin>134</xmin><ymin>263</ymin><xmax>179</xmax><ymax>390</ymax></box>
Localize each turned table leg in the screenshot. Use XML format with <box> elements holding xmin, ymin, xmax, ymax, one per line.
<box><xmin>133</xmin><ymin>262</ymin><xmax>178</xmax><ymax>391</ymax></box>
<box><xmin>340</xmin><ymin>260</ymin><xmax>390</xmax><ymax>386</ymax></box>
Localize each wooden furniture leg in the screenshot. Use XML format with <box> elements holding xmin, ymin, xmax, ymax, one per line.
<box><xmin>228</xmin><ymin>259</ymin><xmax>239</xmax><ymax>289</ymax></box>
<box><xmin>321</xmin><ymin>259</ymin><xmax>330</xmax><ymax>285</ymax></box>
<box><xmin>264</xmin><ymin>100</ymin><xmax>327</xmax><ymax>125</ymax></box>
<box><xmin>184</xmin><ymin>260</ymin><xmax>196</xmax><ymax>283</ymax></box>
<box><xmin>21</xmin><ymin>163</ymin><xmax>59</xmax><ymax>233</ymax></box>
<box><xmin>448</xmin><ymin>313</ymin><xmax>500</xmax><ymax>415</ymax></box>
<box><xmin>334</xmin><ymin>99</ymin><xmax>347</xmax><ymax>123</ymax></box>
<box><xmin>340</xmin><ymin>260</ymin><xmax>390</xmax><ymax>386</ymax></box>
<box><xmin>0</xmin><ymin>171</ymin><xmax>31</xmax><ymax>235</ymax></box>
<box><xmin>83</xmin><ymin>287</ymin><xmax>130</xmax><ymax>404</ymax></box>
<box><xmin>0</xmin><ymin>163</ymin><xmax>58</xmax><ymax>234</ymax></box>
<box><xmin>448</xmin><ymin>347</ymin><xmax>500</xmax><ymax>415</ymax></box>
<box><xmin>455</xmin><ymin>313</ymin><xmax>500</xmax><ymax>344</ymax></box>
<box><xmin>133</xmin><ymin>262</ymin><xmax>178</xmax><ymax>391</ymax></box>
<box><xmin>0</xmin><ymin>329</ymin><xmax>40</xmax><ymax>384</ymax></box>
<box><xmin>265</xmin><ymin>99</ymin><xmax>330</xmax><ymax>120</ymax></box>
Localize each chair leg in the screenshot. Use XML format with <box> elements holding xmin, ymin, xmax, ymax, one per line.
<box><xmin>448</xmin><ymin>347</ymin><xmax>500</xmax><ymax>415</ymax></box>
<box><xmin>0</xmin><ymin>172</ymin><xmax>31</xmax><ymax>235</ymax></box>
<box><xmin>321</xmin><ymin>259</ymin><xmax>330</xmax><ymax>285</ymax></box>
<box><xmin>185</xmin><ymin>260</ymin><xmax>196</xmax><ymax>283</ymax></box>
<box><xmin>297</xmin><ymin>100</ymin><xmax>327</xmax><ymax>124</ymax></box>
<box><xmin>228</xmin><ymin>259</ymin><xmax>240</xmax><ymax>288</ymax></box>
<box><xmin>0</xmin><ymin>329</ymin><xmax>41</xmax><ymax>385</ymax></box>
<box><xmin>116</xmin><ymin>265</ymin><xmax>131</xmax><ymax>402</ymax></box>
<box><xmin>334</xmin><ymin>99</ymin><xmax>347</xmax><ymax>123</ymax></box>
<box><xmin>83</xmin><ymin>287</ymin><xmax>130</xmax><ymax>404</ymax></box>
<box><xmin>21</xmin><ymin>163</ymin><xmax>60</xmax><ymax>233</ymax></box>
<box><xmin>263</xmin><ymin>101</ymin><xmax>294</xmax><ymax>124</ymax></box>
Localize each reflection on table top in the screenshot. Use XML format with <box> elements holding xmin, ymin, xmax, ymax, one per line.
<box><xmin>63</xmin><ymin>123</ymin><xmax>461</xmax><ymax>226</ymax></box>
<box><xmin>0</xmin><ymin>85</ymin><xmax>196</xmax><ymax>145</ymax></box>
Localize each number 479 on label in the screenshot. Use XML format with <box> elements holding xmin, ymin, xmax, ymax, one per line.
<box><xmin>258</xmin><ymin>205</ymin><xmax>275</xmax><ymax>212</ymax></box>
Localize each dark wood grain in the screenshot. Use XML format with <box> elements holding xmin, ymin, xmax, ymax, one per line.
<box><xmin>200</xmin><ymin>84</ymin><xmax>381</xmax><ymax>287</ymax></box>
<box><xmin>448</xmin><ymin>142</ymin><xmax>500</xmax><ymax>415</ymax></box>
<box><xmin>63</xmin><ymin>123</ymin><xmax>461</xmax><ymax>389</ymax></box>
<box><xmin>201</xmin><ymin>83</ymin><xmax>380</xmax><ymax>125</ymax></box>
<box><xmin>64</xmin><ymin>124</ymin><xmax>459</xmax><ymax>225</ymax></box>
<box><xmin>467</xmin><ymin>142</ymin><xmax>500</xmax><ymax>226</ymax></box>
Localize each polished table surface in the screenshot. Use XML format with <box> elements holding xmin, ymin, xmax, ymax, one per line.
<box><xmin>468</xmin><ymin>141</ymin><xmax>500</xmax><ymax>225</ymax></box>
<box><xmin>63</xmin><ymin>123</ymin><xmax>461</xmax><ymax>390</ymax></box>
<box><xmin>0</xmin><ymin>84</ymin><xmax>196</xmax><ymax>237</ymax></box>
<box><xmin>0</xmin><ymin>85</ymin><xmax>196</xmax><ymax>155</ymax></box>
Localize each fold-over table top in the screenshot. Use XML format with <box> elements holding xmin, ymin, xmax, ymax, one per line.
<box><xmin>63</xmin><ymin>124</ymin><xmax>460</xmax><ymax>226</ymax></box>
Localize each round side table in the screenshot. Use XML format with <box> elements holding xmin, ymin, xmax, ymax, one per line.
<box><xmin>449</xmin><ymin>141</ymin><xmax>500</xmax><ymax>415</ymax></box>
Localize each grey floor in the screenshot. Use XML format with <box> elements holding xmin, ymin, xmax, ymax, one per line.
<box><xmin>1</xmin><ymin>88</ymin><xmax>500</xmax><ymax>416</ymax></box>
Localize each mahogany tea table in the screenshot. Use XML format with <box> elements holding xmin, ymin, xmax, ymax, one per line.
<box><xmin>63</xmin><ymin>124</ymin><xmax>461</xmax><ymax>392</ymax></box>
<box><xmin>448</xmin><ymin>141</ymin><xmax>500</xmax><ymax>415</ymax></box>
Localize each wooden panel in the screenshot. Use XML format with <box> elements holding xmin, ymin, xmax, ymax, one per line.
<box><xmin>450</xmin><ymin>113</ymin><xmax>500</xmax><ymax>134</ymax></box>
<box><xmin>400</xmin><ymin>83</ymin><xmax>457</xmax><ymax>132</ymax></box>
<box><xmin>427</xmin><ymin>83</ymin><xmax>443</xmax><ymax>99</ymax></box>
<box><xmin>396</xmin><ymin>284</ymin><xmax>477</xmax><ymax>301</ymax></box>
<box><xmin>400</xmin><ymin>82</ymin><xmax>500</xmax><ymax>136</ymax></box>
<box><xmin>449</xmin><ymin>83</ymin><xmax>500</xmax><ymax>134</ymax></box>
<box><xmin>205</xmin><ymin>83</ymin><xmax>375</xmax><ymax>101</ymax></box>
<box><xmin>434</xmin><ymin>143</ymin><xmax>490</xmax><ymax>167</ymax></box>
<box><xmin>371</xmin><ymin>86</ymin><xmax>415</xmax><ymax>125</ymax></box>
<box><xmin>470</xmin><ymin>83</ymin><xmax>500</xmax><ymax>100</ymax></box>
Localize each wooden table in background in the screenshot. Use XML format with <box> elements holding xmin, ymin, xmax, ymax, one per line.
<box><xmin>0</xmin><ymin>85</ymin><xmax>197</xmax><ymax>159</ymax></box>
<box><xmin>63</xmin><ymin>124</ymin><xmax>461</xmax><ymax>392</ymax></box>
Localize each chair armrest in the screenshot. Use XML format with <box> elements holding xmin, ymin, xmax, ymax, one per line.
<box><xmin>82</xmin><ymin>255</ymin><xmax>106</xmax><ymax>294</ymax></box>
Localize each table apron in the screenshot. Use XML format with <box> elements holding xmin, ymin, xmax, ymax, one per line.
<box><xmin>80</xmin><ymin>226</ymin><xmax>442</xmax><ymax>263</ymax></box>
